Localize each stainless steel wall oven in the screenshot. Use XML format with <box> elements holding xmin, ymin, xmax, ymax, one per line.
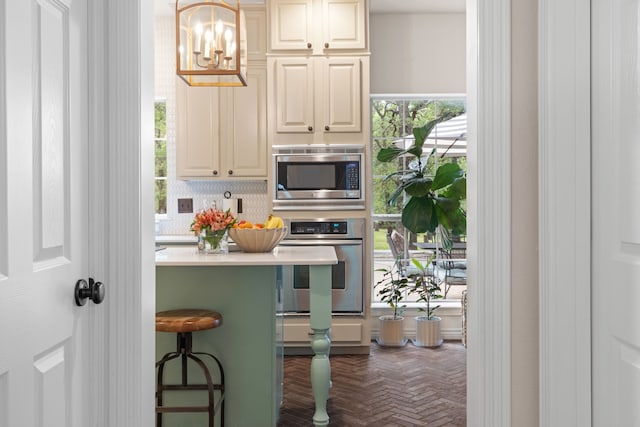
<box><xmin>279</xmin><ymin>218</ymin><xmax>364</xmax><ymax>315</ymax></box>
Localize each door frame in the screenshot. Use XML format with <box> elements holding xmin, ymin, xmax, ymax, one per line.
<box><xmin>90</xmin><ymin>0</ymin><xmax>156</xmax><ymax>425</ymax></box>
<box><xmin>90</xmin><ymin>0</ymin><xmax>589</xmax><ymax>426</ymax></box>
<box><xmin>538</xmin><ymin>0</ymin><xmax>591</xmax><ymax>425</ymax></box>
<box><xmin>466</xmin><ymin>0</ymin><xmax>513</xmax><ymax>425</ymax></box>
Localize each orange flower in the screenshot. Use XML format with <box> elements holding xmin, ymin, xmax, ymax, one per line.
<box><xmin>190</xmin><ymin>207</ymin><xmax>236</xmax><ymax>235</ymax></box>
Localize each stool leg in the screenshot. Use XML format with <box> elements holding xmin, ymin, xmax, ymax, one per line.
<box><xmin>156</xmin><ymin>352</ymin><xmax>180</xmax><ymax>427</ymax></box>
<box><xmin>194</xmin><ymin>351</ymin><xmax>225</xmax><ymax>427</ymax></box>
<box><xmin>187</xmin><ymin>354</ymin><xmax>216</xmax><ymax>427</ymax></box>
<box><xmin>156</xmin><ymin>333</ymin><xmax>225</xmax><ymax>427</ymax></box>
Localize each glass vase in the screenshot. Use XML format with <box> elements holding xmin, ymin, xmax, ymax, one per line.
<box><xmin>198</xmin><ymin>229</ymin><xmax>229</xmax><ymax>254</ymax></box>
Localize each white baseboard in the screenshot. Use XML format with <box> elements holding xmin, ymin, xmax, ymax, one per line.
<box><xmin>370</xmin><ymin>303</ymin><xmax>464</xmax><ymax>341</ymax></box>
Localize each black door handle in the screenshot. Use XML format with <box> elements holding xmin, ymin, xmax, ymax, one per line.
<box><xmin>75</xmin><ymin>278</ymin><xmax>105</xmax><ymax>306</ymax></box>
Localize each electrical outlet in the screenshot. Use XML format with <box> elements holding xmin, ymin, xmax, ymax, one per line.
<box><xmin>177</xmin><ymin>198</ymin><xmax>193</xmax><ymax>213</ymax></box>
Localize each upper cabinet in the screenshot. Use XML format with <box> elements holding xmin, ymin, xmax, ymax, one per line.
<box><xmin>222</xmin><ymin>66</ymin><xmax>268</xmax><ymax>177</ymax></box>
<box><xmin>269</xmin><ymin>0</ymin><xmax>367</xmax><ymax>53</ymax></box>
<box><xmin>176</xmin><ymin>84</ymin><xmax>222</xmax><ymax>178</ymax></box>
<box><xmin>176</xmin><ymin>6</ymin><xmax>268</xmax><ymax>180</ymax></box>
<box><xmin>274</xmin><ymin>56</ymin><xmax>361</xmax><ymax>134</ymax></box>
<box><xmin>177</xmin><ymin>67</ymin><xmax>268</xmax><ymax>180</ymax></box>
<box><xmin>243</xmin><ymin>5</ymin><xmax>268</xmax><ymax>60</ymax></box>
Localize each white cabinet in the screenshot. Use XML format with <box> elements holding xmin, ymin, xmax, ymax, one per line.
<box><xmin>269</xmin><ymin>0</ymin><xmax>366</xmax><ymax>52</ymax></box>
<box><xmin>222</xmin><ymin>66</ymin><xmax>268</xmax><ymax>177</ymax></box>
<box><xmin>243</xmin><ymin>5</ymin><xmax>268</xmax><ymax>60</ymax></box>
<box><xmin>274</xmin><ymin>56</ymin><xmax>361</xmax><ymax>134</ymax></box>
<box><xmin>176</xmin><ymin>83</ymin><xmax>221</xmax><ymax>178</ymax></box>
<box><xmin>177</xmin><ymin>67</ymin><xmax>268</xmax><ymax>179</ymax></box>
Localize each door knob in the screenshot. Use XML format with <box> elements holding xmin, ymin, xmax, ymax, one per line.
<box><xmin>75</xmin><ymin>278</ymin><xmax>105</xmax><ymax>306</ymax></box>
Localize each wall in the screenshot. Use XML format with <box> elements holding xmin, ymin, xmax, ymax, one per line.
<box><xmin>371</xmin><ymin>5</ymin><xmax>540</xmax><ymax>425</ymax></box>
<box><xmin>154</xmin><ymin>16</ymin><xmax>269</xmax><ymax>236</ymax></box>
<box><xmin>369</xmin><ymin>13</ymin><xmax>466</xmax><ymax>94</ymax></box>
<box><xmin>511</xmin><ymin>0</ymin><xmax>538</xmax><ymax>425</ymax></box>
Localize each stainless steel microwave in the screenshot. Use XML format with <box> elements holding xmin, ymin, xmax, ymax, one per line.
<box><xmin>272</xmin><ymin>145</ymin><xmax>365</xmax><ymax>210</ymax></box>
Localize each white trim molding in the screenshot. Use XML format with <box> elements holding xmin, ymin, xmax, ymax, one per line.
<box><xmin>538</xmin><ymin>0</ymin><xmax>591</xmax><ymax>426</ymax></box>
<box><xmin>97</xmin><ymin>0</ymin><xmax>156</xmax><ymax>426</ymax></box>
<box><xmin>466</xmin><ymin>0</ymin><xmax>512</xmax><ymax>425</ymax></box>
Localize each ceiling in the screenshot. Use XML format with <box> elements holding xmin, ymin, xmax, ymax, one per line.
<box><xmin>156</xmin><ymin>0</ymin><xmax>465</xmax><ymax>16</ymax></box>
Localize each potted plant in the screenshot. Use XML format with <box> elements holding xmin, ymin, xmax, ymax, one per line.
<box><xmin>374</xmin><ymin>258</ymin><xmax>409</xmax><ymax>347</ymax></box>
<box><xmin>376</xmin><ymin>113</ymin><xmax>466</xmax><ymax>250</ymax></box>
<box><xmin>408</xmin><ymin>257</ymin><xmax>444</xmax><ymax>347</ymax></box>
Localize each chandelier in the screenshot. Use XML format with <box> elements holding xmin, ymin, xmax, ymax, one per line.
<box><xmin>176</xmin><ymin>0</ymin><xmax>247</xmax><ymax>87</ymax></box>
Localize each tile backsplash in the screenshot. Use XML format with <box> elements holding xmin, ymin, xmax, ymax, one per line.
<box><xmin>155</xmin><ymin>15</ymin><xmax>269</xmax><ymax>236</ymax></box>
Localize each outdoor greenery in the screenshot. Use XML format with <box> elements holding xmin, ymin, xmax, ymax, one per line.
<box><xmin>155</xmin><ymin>101</ymin><xmax>167</xmax><ymax>214</ymax></box>
<box><xmin>371</xmin><ymin>98</ymin><xmax>466</xmax><ymax>250</ymax></box>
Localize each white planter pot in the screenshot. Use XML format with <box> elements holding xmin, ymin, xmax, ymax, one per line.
<box><xmin>376</xmin><ymin>315</ymin><xmax>407</xmax><ymax>347</ymax></box>
<box><xmin>412</xmin><ymin>316</ymin><xmax>443</xmax><ymax>348</ymax></box>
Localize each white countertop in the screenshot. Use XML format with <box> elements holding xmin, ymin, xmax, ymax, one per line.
<box><xmin>156</xmin><ymin>245</ymin><xmax>338</xmax><ymax>266</ymax></box>
<box><xmin>155</xmin><ymin>234</ymin><xmax>198</xmax><ymax>244</ymax></box>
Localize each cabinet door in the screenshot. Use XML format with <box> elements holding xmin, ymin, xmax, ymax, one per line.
<box><xmin>224</xmin><ymin>67</ymin><xmax>268</xmax><ymax>177</ymax></box>
<box><xmin>275</xmin><ymin>58</ymin><xmax>315</xmax><ymax>133</ymax></box>
<box><xmin>322</xmin><ymin>0</ymin><xmax>366</xmax><ymax>50</ymax></box>
<box><xmin>322</xmin><ymin>57</ymin><xmax>361</xmax><ymax>132</ymax></box>
<box><xmin>176</xmin><ymin>81</ymin><xmax>221</xmax><ymax>178</ymax></box>
<box><xmin>269</xmin><ymin>0</ymin><xmax>313</xmax><ymax>51</ymax></box>
<box><xmin>243</xmin><ymin>6</ymin><xmax>267</xmax><ymax>60</ymax></box>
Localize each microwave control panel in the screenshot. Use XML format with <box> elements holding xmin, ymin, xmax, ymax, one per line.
<box><xmin>346</xmin><ymin>163</ymin><xmax>360</xmax><ymax>190</ymax></box>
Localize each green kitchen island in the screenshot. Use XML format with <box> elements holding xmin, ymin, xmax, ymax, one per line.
<box><xmin>156</xmin><ymin>245</ymin><xmax>337</xmax><ymax>427</ymax></box>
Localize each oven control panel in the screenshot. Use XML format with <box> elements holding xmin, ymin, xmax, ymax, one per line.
<box><xmin>289</xmin><ymin>221</ymin><xmax>348</xmax><ymax>235</ymax></box>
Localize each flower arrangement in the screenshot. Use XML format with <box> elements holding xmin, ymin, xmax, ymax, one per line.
<box><xmin>190</xmin><ymin>207</ymin><xmax>236</xmax><ymax>254</ymax></box>
<box><xmin>190</xmin><ymin>207</ymin><xmax>236</xmax><ymax>235</ymax></box>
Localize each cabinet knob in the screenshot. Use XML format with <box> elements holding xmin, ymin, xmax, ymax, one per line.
<box><xmin>324</xmin><ymin>42</ymin><xmax>329</xmax><ymax>48</ymax></box>
<box><xmin>307</xmin><ymin>42</ymin><xmax>312</xmax><ymax>49</ymax></box>
<box><xmin>228</xmin><ymin>170</ymin><xmax>233</xmax><ymax>175</ymax></box>
<box><xmin>308</xmin><ymin>125</ymin><xmax>313</xmax><ymax>132</ymax></box>
<box><xmin>212</xmin><ymin>170</ymin><xmax>218</xmax><ymax>176</ymax></box>
<box><xmin>324</xmin><ymin>125</ymin><xmax>330</xmax><ymax>131</ymax></box>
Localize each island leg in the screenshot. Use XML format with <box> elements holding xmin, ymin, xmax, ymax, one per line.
<box><xmin>309</xmin><ymin>265</ymin><xmax>332</xmax><ymax>427</ymax></box>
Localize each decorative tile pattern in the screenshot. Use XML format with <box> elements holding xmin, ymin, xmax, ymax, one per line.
<box><xmin>154</xmin><ymin>16</ymin><xmax>269</xmax><ymax>236</ymax></box>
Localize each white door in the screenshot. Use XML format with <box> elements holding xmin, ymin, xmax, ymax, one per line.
<box><xmin>592</xmin><ymin>0</ymin><xmax>640</xmax><ymax>425</ymax></box>
<box><xmin>0</xmin><ymin>0</ymin><xmax>94</xmax><ymax>426</ymax></box>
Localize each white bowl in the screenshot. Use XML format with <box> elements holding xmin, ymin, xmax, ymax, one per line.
<box><xmin>228</xmin><ymin>227</ymin><xmax>288</xmax><ymax>253</ymax></box>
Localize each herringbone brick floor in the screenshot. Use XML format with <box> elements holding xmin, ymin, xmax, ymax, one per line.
<box><xmin>277</xmin><ymin>341</ymin><xmax>467</xmax><ymax>427</ymax></box>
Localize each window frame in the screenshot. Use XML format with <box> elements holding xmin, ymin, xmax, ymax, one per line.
<box><xmin>370</xmin><ymin>94</ymin><xmax>467</xmax><ymax>304</ymax></box>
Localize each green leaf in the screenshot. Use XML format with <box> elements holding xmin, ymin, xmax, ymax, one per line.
<box><xmin>434</xmin><ymin>196</ymin><xmax>460</xmax><ymax>214</ymax></box>
<box><xmin>431</xmin><ymin>163</ymin><xmax>464</xmax><ymax>191</ymax></box>
<box><xmin>404</xmin><ymin>177</ymin><xmax>432</xmax><ymax>197</ymax></box>
<box><xmin>402</xmin><ymin>196</ymin><xmax>435</xmax><ymax>234</ymax></box>
<box><xmin>442</xmin><ymin>176</ymin><xmax>466</xmax><ymax>199</ymax></box>
<box><xmin>377</xmin><ymin>146</ymin><xmax>406</xmax><ymax>162</ymax></box>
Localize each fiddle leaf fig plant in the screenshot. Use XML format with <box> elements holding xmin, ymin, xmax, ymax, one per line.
<box><xmin>377</xmin><ymin>114</ymin><xmax>467</xmax><ymax>250</ymax></box>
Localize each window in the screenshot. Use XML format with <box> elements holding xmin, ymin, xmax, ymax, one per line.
<box><xmin>155</xmin><ymin>99</ymin><xmax>167</xmax><ymax>215</ymax></box>
<box><xmin>371</xmin><ymin>95</ymin><xmax>467</xmax><ymax>303</ymax></box>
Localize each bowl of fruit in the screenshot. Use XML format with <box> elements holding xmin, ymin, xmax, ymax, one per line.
<box><xmin>228</xmin><ymin>215</ymin><xmax>288</xmax><ymax>253</ymax></box>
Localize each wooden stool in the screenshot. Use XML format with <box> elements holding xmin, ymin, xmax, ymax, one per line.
<box><xmin>155</xmin><ymin>309</ymin><xmax>225</xmax><ymax>427</ymax></box>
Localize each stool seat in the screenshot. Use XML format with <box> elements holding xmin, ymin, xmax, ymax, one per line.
<box><xmin>156</xmin><ymin>309</ymin><xmax>223</xmax><ymax>333</ymax></box>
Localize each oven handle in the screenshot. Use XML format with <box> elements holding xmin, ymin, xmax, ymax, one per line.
<box><xmin>279</xmin><ymin>240</ymin><xmax>362</xmax><ymax>246</ymax></box>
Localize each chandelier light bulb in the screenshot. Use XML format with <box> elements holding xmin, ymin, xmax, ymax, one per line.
<box><xmin>204</xmin><ymin>30</ymin><xmax>213</xmax><ymax>58</ymax></box>
<box><xmin>194</xmin><ymin>22</ymin><xmax>203</xmax><ymax>53</ymax></box>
